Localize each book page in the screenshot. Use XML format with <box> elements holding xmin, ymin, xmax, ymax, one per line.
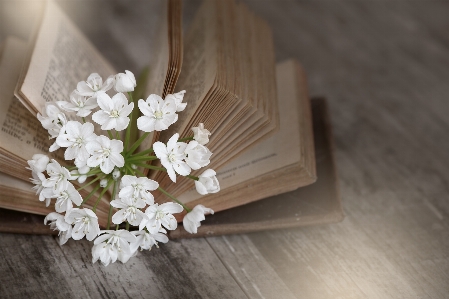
<box><xmin>0</xmin><ymin>37</ymin><xmax>59</xmax><ymax>162</ymax></box>
<box><xmin>19</xmin><ymin>0</ymin><xmax>115</xmax><ymax>115</ymax></box>
<box><xmin>178</xmin><ymin>60</ymin><xmax>303</xmax><ymax>203</ymax></box>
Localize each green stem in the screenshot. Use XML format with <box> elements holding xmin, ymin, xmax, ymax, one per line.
<box><xmin>187</xmin><ymin>175</ymin><xmax>199</xmax><ymax>181</ymax></box>
<box><xmin>106</xmin><ymin>181</ymin><xmax>118</xmax><ymax>230</ymax></box>
<box><xmin>178</xmin><ymin>136</ymin><xmax>194</xmax><ymax>142</ymax></box>
<box><xmin>126</xmin><ymin>156</ymin><xmax>158</xmax><ymax>163</ymax></box>
<box><xmin>107</xmin><ymin>205</ymin><xmax>114</xmax><ymax>231</ymax></box>
<box><xmin>107</xmin><ymin>130</ymin><xmax>114</xmax><ymax>139</ymax></box>
<box><xmin>126</xmin><ymin>132</ymin><xmax>150</xmax><ymax>157</ymax></box>
<box><xmin>130</xmin><ymin>148</ymin><xmax>154</xmax><ymax>157</ymax></box>
<box><xmin>81</xmin><ymin>168</ymin><xmax>102</xmax><ymax>177</ymax></box>
<box><xmin>125</xmin><ymin>163</ymin><xmax>136</xmax><ymax>176</ymax></box>
<box><xmin>116</xmin><ymin>131</ymin><xmax>120</xmax><ymax>140</ymax></box>
<box><xmin>77</xmin><ymin>174</ymin><xmax>104</xmax><ymax>191</ymax></box>
<box><xmin>126</xmin><ymin>222</ymin><xmax>130</xmax><ymax>231</ymax></box>
<box><xmin>82</xmin><ymin>117</ymin><xmax>86</xmax><ymax>123</ymax></box>
<box><xmin>93</xmin><ymin>179</ymin><xmax>113</xmax><ymax>212</ymax></box>
<box><xmin>158</xmin><ymin>186</ymin><xmax>191</xmax><ymax>212</ymax></box>
<box><xmin>134</xmin><ymin>163</ymin><xmax>166</xmax><ymax>171</ymax></box>
<box><xmin>134</xmin><ymin>168</ymin><xmax>147</xmax><ymax>177</ymax></box>
<box><xmin>81</xmin><ymin>184</ymin><xmax>101</xmax><ymax>205</ymax></box>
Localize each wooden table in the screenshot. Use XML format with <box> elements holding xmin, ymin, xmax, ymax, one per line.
<box><xmin>1</xmin><ymin>0</ymin><xmax>448</xmax><ymax>298</ymax></box>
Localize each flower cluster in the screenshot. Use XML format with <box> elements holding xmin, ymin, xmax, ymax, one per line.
<box><xmin>29</xmin><ymin>71</ymin><xmax>218</xmax><ymax>266</ymax></box>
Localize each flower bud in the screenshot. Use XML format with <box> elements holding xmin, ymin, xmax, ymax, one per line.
<box><xmin>100</xmin><ymin>179</ymin><xmax>108</xmax><ymax>188</ymax></box>
<box><xmin>71</xmin><ymin>166</ymin><xmax>90</xmax><ymax>184</ymax></box>
<box><xmin>194</xmin><ymin>169</ymin><xmax>220</xmax><ymax>195</ymax></box>
<box><xmin>27</xmin><ymin>154</ymin><xmax>50</xmax><ymax>173</ymax></box>
<box><xmin>182</xmin><ymin>205</ymin><xmax>214</xmax><ymax>234</ymax></box>
<box><xmin>114</xmin><ymin>70</ymin><xmax>136</xmax><ymax>93</ymax></box>
<box><xmin>112</xmin><ymin>168</ymin><xmax>121</xmax><ymax>180</ymax></box>
<box><xmin>166</xmin><ymin>90</ymin><xmax>187</xmax><ymax>112</ymax></box>
<box><xmin>191</xmin><ymin>123</ymin><xmax>211</xmax><ymax>145</ymax></box>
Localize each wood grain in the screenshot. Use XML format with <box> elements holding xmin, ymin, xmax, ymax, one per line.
<box><xmin>0</xmin><ymin>0</ymin><xmax>448</xmax><ymax>298</ymax></box>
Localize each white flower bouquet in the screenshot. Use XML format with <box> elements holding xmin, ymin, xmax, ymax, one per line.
<box><xmin>28</xmin><ymin>71</ymin><xmax>218</xmax><ymax>266</ymax></box>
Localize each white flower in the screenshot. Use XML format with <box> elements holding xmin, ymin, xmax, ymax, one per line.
<box><xmin>195</xmin><ymin>169</ymin><xmax>220</xmax><ymax>195</ymax></box>
<box><xmin>40</xmin><ymin>188</ymin><xmax>55</xmax><ymax>207</ymax></box>
<box><xmin>37</xmin><ymin>103</ymin><xmax>68</xmax><ymax>152</ymax></box>
<box><xmin>182</xmin><ymin>205</ymin><xmax>214</xmax><ymax>234</ymax></box>
<box><xmin>119</xmin><ymin>175</ymin><xmax>159</xmax><ymax>205</ymax></box>
<box><xmin>191</xmin><ymin>123</ymin><xmax>211</xmax><ymax>145</ymax></box>
<box><xmin>44</xmin><ymin>212</ymin><xmax>71</xmax><ymax>231</ymax></box>
<box><xmin>153</xmin><ymin>133</ymin><xmax>190</xmax><ymax>183</ymax></box>
<box><xmin>140</xmin><ymin>202</ymin><xmax>183</xmax><ymax>233</ymax></box>
<box><xmin>184</xmin><ymin>141</ymin><xmax>212</xmax><ymax>170</ymax></box>
<box><xmin>27</xmin><ymin>154</ymin><xmax>49</xmax><ymax>173</ymax></box>
<box><xmin>92</xmin><ymin>242</ymin><xmax>118</xmax><ymax>266</ymax></box>
<box><xmin>165</xmin><ymin>90</ymin><xmax>187</xmax><ymax>112</ymax></box>
<box><xmin>137</xmin><ymin>94</ymin><xmax>178</xmax><ymax>132</ymax></box>
<box><xmin>86</xmin><ymin>135</ymin><xmax>124</xmax><ymax>174</ymax></box>
<box><xmin>42</xmin><ymin>160</ymin><xmax>72</xmax><ymax>193</ymax></box>
<box><xmin>70</xmin><ymin>166</ymin><xmax>90</xmax><ymax>184</ymax></box>
<box><xmin>130</xmin><ymin>229</ymin><xmax>168</xmax><ymax>252</ymax></box>
<box><xmin>94</xmin><ymin>230</ymin><xmax>137</xmax><ymax>264</ymax></box>
<box><xmin>76</xmin><ymin>73</ymin><xmax>114</xmax><ymax>99</ymax></box>
<box><xmin>114</xmin><ymin>70</ymin><xmax>136</xmax><ymax>93</ymax></box>
<box><xmin>92</xmin><ymin>92</ymin><xmax>134</xmax><ymax>131</ymax></box>
<box><xmin>50</xmin><ymin>182</ymin><xmax>83</xmax><ymax>213</ymax></box>
<box><xmin>58</xmin><ymin>227</ymin><xmax>73</xmax><ymax>245</ymax></box>
<box><xmin>30</xmin><ymin>171</ymin><xmax>50</xmax><ymax>203</ymax></box>
<box><xmin>110</xmin><ymin>196</ymin><xmax>147</xmax><ymax>226</ymax></box>
<box><xmin>37</xmin><ymin>103</ymin><xmax>67</xmax><ymax>138</ymax></box>
<box><xmin>58</xmin><ymin>91</ymin><xmax>98</xmax><ymax>117</ymax></box>
<box><xmin>44</xmin><ymin>212</ymin><xmax>72</xmax><ymax>245</ymax></box>
<box><xmin>65</xmin><ymin>208</ymin><xmax>100</xmax><ymax>241</ymax></box>
<box><xmin>56</xmin><ymin>121</ymin><xmax>96</xmax><ymax>166</ymax></box>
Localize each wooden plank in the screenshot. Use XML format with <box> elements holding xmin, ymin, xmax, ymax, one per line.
<box><xmin>0</xmin><ymin>233</ymin><xmax>248</xmax><ymax>298</ymax></box>
<box><xmin>207</xmin><ymin>235</ymin><xmax>297</xmax><ymax>299</ymax></box>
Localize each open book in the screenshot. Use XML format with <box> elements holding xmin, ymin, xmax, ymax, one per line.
<box><xmin>0</xmin><ymin>0</ymin><xmax>317</xmax><ymax>227</ymax></box>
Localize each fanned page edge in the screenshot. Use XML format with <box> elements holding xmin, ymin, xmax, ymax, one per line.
<box><xmin>173</xmin><ymin>59</ymin><xmax>316</xmax><ymax>214</ymax></box>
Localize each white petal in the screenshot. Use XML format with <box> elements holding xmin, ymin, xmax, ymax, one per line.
<box><xmin>112</xmin><ymin>210</ymin><xmax>126</xmax><ymax>224</ymax></box>
<box><xmin>96</xmin><ymin>91</ymin><xmax>113</xmax><ymax>111</ymax></box>
<box><xmin>137</xmin><ymin>116</ymin><xmax>156</xmax><ymax>132</ymax></box>
<box><xmin>160</xmin><ymin>202</ymin><xmax>183</xmax><ymax>214</ymax></box>
<box><xmin>173</xmin><ymin>162</ymin><xmax>191</xmax><ymax>176</ymax></box>
<box><xmin>110</xmin><ymin>153</ymin><xmax>124</xmax><ymax>168</ymax></box>
<box><xmin>152</xmin><ymin>142</ymin><xmax>167</xmax><ymax>159</ymax></box>
<box><xmin>92</xmin><ymin>110</ymin><xmax>110</xmax><ymax>126</ymax></box>
<box><xmin>115</xmin><ymin>117</ymin><xmax>130</xmax><ymax>131</ymax></box>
